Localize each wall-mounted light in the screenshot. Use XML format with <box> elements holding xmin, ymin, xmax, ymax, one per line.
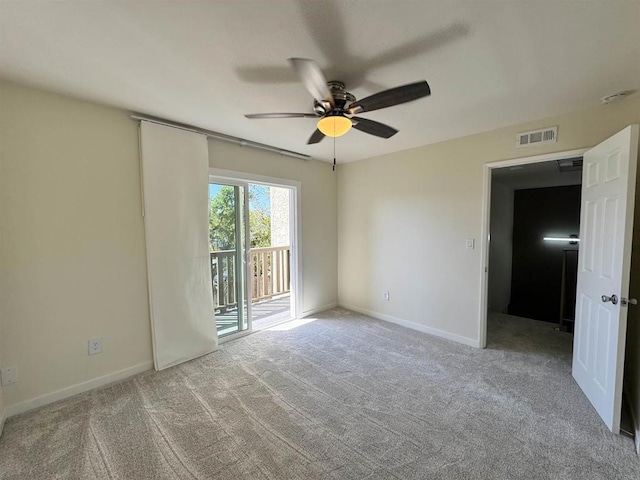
<box><xmin>543</xmin><ymin>235</ymin><xmax>580</xmax><ymax>245</ymax></box>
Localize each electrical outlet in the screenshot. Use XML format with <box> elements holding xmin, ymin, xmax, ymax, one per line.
<box><xmin>383</xmin><ymin>291</ymin><xmax>390</xmax><ymax>301</ymax></box>
<box><xmin>1</xmin><ymin>366</ymin><xmax>18</xmax><ymax>386</ymax></box>
<box><xmin>88</xmin><ymin>338</ymin><xmax>103</xmax><ymax>355</ymax></box>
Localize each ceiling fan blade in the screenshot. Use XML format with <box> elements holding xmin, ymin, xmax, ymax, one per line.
<box><xmin>307</xmin><ymin>129</ymin><xmax>325</xmax><ymax>144</ymax></box>
<box><xmin>288</xmin><ymin>58</ymin><xmax>335</xmax><ymax>108</ymax></box>
<box><xmin>351</xmin><ymin>117</ymin><xmax>398</xmax><ymax>139</ymax></box>
<box><xmin>347</xmin><ymin>81</ymin><xmax>431</xmax><ymax>114</ymax></box>
<box><xmin>245</xmin><ymin>113</ymin><xmax>318</xmax><ymax>119</ymax></box>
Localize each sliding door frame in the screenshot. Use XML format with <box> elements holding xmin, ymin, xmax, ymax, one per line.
<box><xmin>209</xmin><ymin>177</ymin><xmax>252</xmax><ymax>343</ymax></box>
<box><xmin>209</xmin><ymin>168</ymin><xmax>303</xmax><ymax>341</ymax></box>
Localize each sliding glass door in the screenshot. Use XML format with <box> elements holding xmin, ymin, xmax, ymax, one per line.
<box><xmin>209</xmin><ymin>181</ymin><xmax>251</xmax><ymax>338</ymax></box>
<box><xmin>249</xmin><ymin>185</ymin><xmax>294</xmax><ymax>330</ymax></box>
<box><xmin>209</xmin><ymin>176</ymin><xmax>297</xmax><ymax>339</ymax></box>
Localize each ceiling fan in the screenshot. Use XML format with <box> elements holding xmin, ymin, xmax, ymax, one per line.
<box><xmin>245</xmin><ymin>58</ymin><xmax>431</xmax><ymax>144</ymax></box>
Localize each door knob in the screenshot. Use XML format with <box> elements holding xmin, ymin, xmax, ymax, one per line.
<box><xmin>621</xmin><ymin>298</ymin><xmax>638</xmax><ymax>307</ymax></box>
<box><xmin>601</xmin><ymin>294</ymin><xmax>618</xmax><ymax>305</ymax></box>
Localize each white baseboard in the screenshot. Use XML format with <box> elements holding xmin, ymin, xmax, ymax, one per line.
<box><xmin>0</xmin><ymin>406</ymin><xmax>6</xmax><ymax>438</ymax></box>
<box><xmin>5</xmin><ymin>361</ymin><xmax>153</xmax><ymax>419</ymax></box>
<box><xmin>339</xmin><ymin>303</ymin><xmax>481</xmax><ymax>348</ymax></box>
<box><xmin>302</xmin><ymin>302</ymin><xmax>338</xmax><ymax>318</ymax></box>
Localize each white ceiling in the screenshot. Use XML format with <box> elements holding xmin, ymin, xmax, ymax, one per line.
<box><xmin>1</xmin><ymin>1</ymin><xmax>638</xmax><ymax>163</ymax></box>
<box><xmin>492</xmin><ymin>157</ymin><xmax>582</xmax><ymax>190</ymax></box>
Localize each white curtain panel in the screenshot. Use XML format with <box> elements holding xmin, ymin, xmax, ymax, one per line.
<box><xmin>140</xmin><ymin>121</ymin><xmax>217</xmax><ymax>370</ymax></box>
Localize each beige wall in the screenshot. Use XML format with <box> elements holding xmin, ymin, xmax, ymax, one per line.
<box><xmin>208</xmin><ymin>141</ymin><xmax>338</xmax><ymax>315</ymax></box>
<box><xmin>337</xmin><ymin>98</ymin><xmax>640</xmax><ymax>345</ymax></box>
<box><xmin>0</xmin><ymin>81</ymin><xmax>153</xmax><ymax>411</ymax></box>
<box><xmin>0</xmin><ymin>80</ymin><xmax>338</xmax><ymax>414</ymax></box>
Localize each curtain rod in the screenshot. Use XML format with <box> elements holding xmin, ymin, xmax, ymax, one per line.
<box><xmin>130</xmin><ymin>114</ymin><xmax>312</xmax><ymax>161</ymax></box>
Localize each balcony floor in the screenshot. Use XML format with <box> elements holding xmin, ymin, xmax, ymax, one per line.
<box><xmin>216</xmin><ymin>294</ymin><xmax>291</xmax><ymax>337</ymax></box>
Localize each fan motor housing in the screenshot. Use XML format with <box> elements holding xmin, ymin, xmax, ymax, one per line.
<box><xmin>314</xmin><ymin>81</ymin><xmax>356</xmax><ymax>115</ymax></box>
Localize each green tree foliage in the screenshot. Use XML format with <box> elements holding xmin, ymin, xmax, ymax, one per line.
<box><xmin>209</xmin><ymin>186</ymin><xmax>237</xmax><ymax>250</ymax></box>
<box><xmin>209</xmin><ymin>185</ymin><xmax>271</xmax><ymax>251</ymax></box>
<box><xmin>249</xmin><ymin>209</ymin><xmax>270</xmax><ymax>247</ymax></box>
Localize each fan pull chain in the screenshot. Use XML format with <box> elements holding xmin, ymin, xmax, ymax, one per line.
<box><xmin>333</xmin><ymin>134</ymin><xmax>336</xmax><ymax>172</ymax></box>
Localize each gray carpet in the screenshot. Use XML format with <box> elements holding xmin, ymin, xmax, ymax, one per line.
<box><xmin>0</xmin><ymin>309</ymin><xmax>638</xmax><ymax>479</ymax></box>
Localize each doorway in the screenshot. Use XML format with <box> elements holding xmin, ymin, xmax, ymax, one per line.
<box><xmin>483</xmin><ymin>156</ymin><xmax>585</xmax><ymax>423</ymax></box>
<box><xmin>208</xmin><ymin>170</ymin><xmax>301</xmax><ymax>342</ymax></box>
<box><xmin>480</xmin><ymin>148</ymin><xmax>588</xmax><ymax>346</ymax></box>
<box><xmin>487</xmin><ymin>159</ymin><xmax>583</xmax><ymax>332</ymax></box>
<box><xmin>479</xmin><ymin>125</ymin><xmax>639</xmax><ymax>436</ymax></box>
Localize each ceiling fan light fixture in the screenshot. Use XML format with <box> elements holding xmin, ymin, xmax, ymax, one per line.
<box><xmin>317</xmin><ymin>115</ymin><xmax>352</xmax><ymax>137</ymax></box>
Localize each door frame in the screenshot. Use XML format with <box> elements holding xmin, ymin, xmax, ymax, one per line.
<box><xmin>478</xmin><ymin>148</ymin><xmax>588</xmax><ymax>348</ymax></box>
<box><xmin>209</xmin><ymin>177</ymin><xmax>252</xmax><ymax>343</ymax></box>
<box><xmin>209</xmin><ymin>168</ymin><xmax>303</xmax><ymax>342</ymax></box>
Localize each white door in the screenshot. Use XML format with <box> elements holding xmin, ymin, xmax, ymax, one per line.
<box><xmin>572</xmin><ymin>124</ymin><xmax>639</xmax><ymax>433</ymax></box>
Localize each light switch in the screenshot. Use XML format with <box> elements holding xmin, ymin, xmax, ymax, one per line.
<box><xmin>466</xmin><ymin>238</ymin><xmax>475</xmax><ymax>250</ymax></box>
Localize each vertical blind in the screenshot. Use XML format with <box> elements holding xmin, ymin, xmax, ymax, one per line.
<box><xmin>140</xmin><ymin>121</ymin><xmax>217</xmax><ymax>370</ymax></box>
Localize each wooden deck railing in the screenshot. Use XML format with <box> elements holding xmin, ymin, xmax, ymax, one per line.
<box><xmin>250</xmin><ymin>246</ymin><xmax>290</xmax><ymax>302</ymax></box>
<box><xmin>210</xmin><ymin>246</ymin><xmax>290</xmax><ymax>312</ymax></box>
<box><xmin>210</xmin><ymin>249</ymin><xmax>237</xmax><ymax>312</ymax></box>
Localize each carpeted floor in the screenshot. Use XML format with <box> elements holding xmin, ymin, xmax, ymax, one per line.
<box><xmin>0</xmin><ymin>309</ymin><xmax>638</xmax><ymax>479</ymax></box>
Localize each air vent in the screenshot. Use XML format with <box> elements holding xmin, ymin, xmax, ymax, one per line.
<box><xmin>557</xmin><ymin>157</ymin><xmax>583</xmax><ymax>173</ymax></box>
<box><xmin>516</xmin><ymin>126</ymin><xmax>558</xmax><ymax>148</ymax></box>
